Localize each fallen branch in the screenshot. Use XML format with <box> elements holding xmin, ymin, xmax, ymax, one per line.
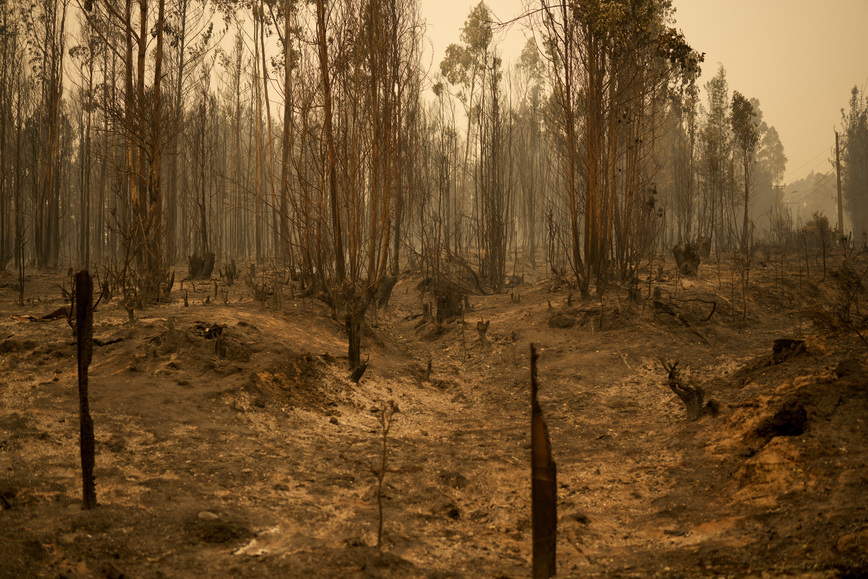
<box><xmin>653</xmin><ymin>300</ymin><xmax>710</xmax><ymax>345</ymax></box>
<box><xmin>678</xmin><ymin>298</ymin><xmax>717</xmax><ymax>322</ymax></box>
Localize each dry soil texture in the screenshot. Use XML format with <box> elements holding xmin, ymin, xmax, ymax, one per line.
<box><xmin>1</xmin><ymin>252</ymin><xmax>867</xmax><ymax>578</ymax></box>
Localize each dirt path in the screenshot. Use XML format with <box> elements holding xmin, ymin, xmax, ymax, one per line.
<box><xmin>1</xmin><ymin>262</ymin><xmax>867</xmax><ymax>577</ymax></box>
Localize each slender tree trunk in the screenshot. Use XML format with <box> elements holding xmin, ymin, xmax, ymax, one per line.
<box><xmin>166</xmin><ymin>0</ymin><xmax>188</xmax><ymax>264</ymax></box>
<box><xmin>80</xmin><ymin>37</ymin><xmax>94</xmax><ymax>269</ymax></box>
<box><xmin>252</xmin><ymin>14</ymin><xmax>263</xmax><ymax>262</ymax></box>
<box><xmin>257</xmin><ymin>0</ymin><xmax>280</xmax><ymax>264</ymax></box>
<box><xmin>279</xmin><ymin>0</ymin><xmax>293</xmax><ymax>269</ymax></box>
<box><xmin>316</xmin><ymin>0</ymin><xmax>345</xmax><ymax>282</ymax></box>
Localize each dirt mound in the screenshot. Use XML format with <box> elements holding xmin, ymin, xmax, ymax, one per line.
<box><xmin>228</xmin><ymin>352</ymin><xmax>344</xmax><ymax>414</ymax></box>
<box><xmin>2</xmin><ymin>257</ymin><xmax>868</xmax><ymax>577</ymax></box>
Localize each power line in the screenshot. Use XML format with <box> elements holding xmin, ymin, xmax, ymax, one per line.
<box><xmin>783</xmin><ymin>146</ymin><xmax>831</xmax><ymax>184</ymax></box>
<box><xmin>788</xmin><ymin>171</ymin><xmax>835</xmax><ymax>204</ymax></box>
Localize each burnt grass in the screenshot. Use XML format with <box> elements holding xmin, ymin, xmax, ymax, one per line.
<box><xmin>1</xmin><ymin>249</ymin><xmax>867</xmax><ymax>578</ymax></box>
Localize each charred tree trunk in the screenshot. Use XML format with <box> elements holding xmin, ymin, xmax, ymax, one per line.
<box><xmin>530</xmin><ymin>344</ymin><xmax>556</xmax><ymax>578</ymax></box>
<box><xmin>75</xmin><ymin>270</ymin><xmax>97</xmax><ymax>509</ymax></box>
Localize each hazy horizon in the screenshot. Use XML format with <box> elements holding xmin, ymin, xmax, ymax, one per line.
<box><xmin>421</xmin><ymin>0</ymin><xmax>868</xmax><ymax>190</ymax></box>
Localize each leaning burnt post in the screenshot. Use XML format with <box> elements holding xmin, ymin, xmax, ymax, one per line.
<box><xmin>75</xmin><ymin>270</ymin><xmax>97</xmax><ymax>509</ymax></box>
<box><xmin>530</xmin><ymin>344</ymin><xmax>556</xmax><ymax>578</ymax></box>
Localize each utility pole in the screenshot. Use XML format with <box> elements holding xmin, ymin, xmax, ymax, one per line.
<box><xmin>836</xmin><ymin>131</ymin><xmax>844</xmax><ymax>235</ymax></box>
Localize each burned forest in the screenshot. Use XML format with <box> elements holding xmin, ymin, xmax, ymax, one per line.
<box><xmin>1</xmin><ymin>0</ymin><xmax>867</xmax><ymax>577</ymax></box>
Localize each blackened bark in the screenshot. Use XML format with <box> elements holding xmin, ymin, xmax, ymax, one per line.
<box><xmin>530</xmin><ymin>344</ymin><xmax>556</xmax><ymax>578</ymax></box>
<box><xmin>662</xmin><ymin>360</ymin><xmax>719</xmax><ymax>421</ymax></box>
<box><xmin>75</xmin><ymin>270</ymin><xmax>97</xmax><ymax>509</ymax></box>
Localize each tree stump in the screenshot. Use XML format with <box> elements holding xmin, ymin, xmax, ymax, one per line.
<box><xmin>477</xmin><ymin>319</ymin><xmax>490</xmax><ymax>345</ymax></box>
<box><xmin>672</xmin><ymin>243</ymin><xmax>701</xmax><ymax>276</ymax></box>
<box><xmin>661</xmin><ymin>360</ymin><xmax>719</xmax><ymax>421</ymax></box>
<box><xmin>772</xmin><ymin>339</ymin><xmax>806</xmax><ymax>364</ymax></box>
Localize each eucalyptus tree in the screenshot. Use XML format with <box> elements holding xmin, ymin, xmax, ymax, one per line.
<box><xmin>425</xmin><ymin>79</ymin><xmax>460</xmax><ymax>271</ymax></box>
<box><xmin>24</xmin><ymin>0</ymin><xmax>69</xmax><ymax>269</ymax></box>
<box><xmin>697</xmin><ymin>64</ymin><xmax>731</xmax><ymax>249</ymax></box>
<box><xmin>730</xmin><ymin>90</ymin><xmax>759</xmax><ymax>251</ymax></box>
<box><xmin>0</xmin><ymin>0</ymin><xmax>22</xmax><ymax>270</ymax></box>
<box><xmin>658</xmin><ymin>83</ymin><xmax>699</xmax><ymax>245</ymax></box>
<box><xmin>305</xmin><ymin>0</ymin><xmax>424</xmax><ymax>374</ymax></box>
<box><xmin>478</xmin><ymin>51</ymin><xmax>510</xmax><ymax>290</ymax></box>
<box><xmin>440</xmin><ymin>1</ymin><xmax>493</xmax><ymax>259</ymax></box>
<box><xmin>740</xmin><ymin>97</ymin><xmax>786</xmax><ymax>236</ymax></box>
<box><xmin>512</xmin><ymin>38</ymin><xmax>547</xmax><ymax>266</ymax></box>
<box><xmin>841</xmin><ymin>86</ymin><xmax>868</xmax><ymax>242</ymax></box>
<box><xmin>163</xmin><ymin>0</ymin><xmax>215</xmax><ymax>263</ymax></box>
<box><xmin>536</xmin><ymin>0</ymin><xmax>701</xmax><ymax>293</ymax></box>
<box><xmin>69</xmin><ymin>5</ymin><xmax>106</xmax><ymax>269</ymax></box>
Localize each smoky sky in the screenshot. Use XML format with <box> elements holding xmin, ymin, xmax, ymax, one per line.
<box><xmin>421</xmin><ymin>0</ymin><xmax>868</xmax><ymax>187</ymax></box>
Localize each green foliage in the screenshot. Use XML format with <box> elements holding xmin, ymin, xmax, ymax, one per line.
<box><xmin>439</xmin><ymin>1</ymin><xmax>492</xmax><ymax>93</ymax></box>
<box><xmin>460</xmin><ymin>1</ymin><xmax>492</xmax><ymax>52</ymax></box>
<box><xmin>801</xmin><ymin>212</ymin><xmax>833</xmax><ymax>249</ymax></box>
<box><xmin>657</xmin><ymin>27</ymin><xmax>703</xmax><ymax>86</ymax></box>
<box><xmin>440</xmin><ymin>42</ymin><xmax>472</xmax><ymax>87</ymax></box>
<box><xmin>757</xmin><ymin>125</ymin><xmax>786</xmax><ymax>186</ymax></box>
<box><xmin>731</xmin><ymin>91</ymin><xmax>759</xmax><ymax>157</ymax></box>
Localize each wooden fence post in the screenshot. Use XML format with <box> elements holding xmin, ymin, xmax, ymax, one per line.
<box><xmin>76</xmin><ymin>270</ymin><xmax>97</xmax><ymax>509</ymax></box>
<box><xmin>530</xmin><ymin>344</ymin><xmax>556</xmax><ymax>578</ymax></box>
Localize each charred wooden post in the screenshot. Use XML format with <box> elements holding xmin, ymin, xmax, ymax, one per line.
<box><xmin>347</xmin><ymin>312</ymin><xmax>362</xmax><ymax>372</ymax></box>
<box><xmin>530</xmin><ymin>344</ymin><xmax>557</xmax><ymax>578</ymax></box>
<box><xmin>75</xmin><ymin>270</ymin><xmax>97</xmax><ymax>509</ymax></box>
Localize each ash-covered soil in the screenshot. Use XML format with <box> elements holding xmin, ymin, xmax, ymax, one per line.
<box><xmin>0</xmin><ymin>252</ymin><xmax>866</xmax><ymax>578</ymax></box>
